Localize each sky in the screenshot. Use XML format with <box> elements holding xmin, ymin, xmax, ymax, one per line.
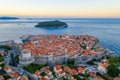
<box><xmin>0</xmin><ymin>0</ymin><xmax>120</xmax><ymax>17</ymax></box>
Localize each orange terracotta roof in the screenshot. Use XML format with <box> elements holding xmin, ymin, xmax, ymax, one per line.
<box><xmin>77</xmin><ymin>67</ymin><xmax>84</xmax><ymax>74</ymax></box>
<box><xmin>34</xmin><ymin>70</ymin><xmax>40</xmax><ymax>77</ymax></box>
<box><xmin>114</xmin><ymin>77</ymin><xmax>120</xmax><ymax>80</ymax></box>
<box><xmin>64</xmin><ymin>66</ymin><xmax>71</xmax><ymax>71</ymax></box>
<box><xmin>4</xmin><ymin>66</ymin><xmax>10</xmax><ymax>70</ymax></box>
<box><xmin>41</xmin><ymin>76</ymin><xmax>48</xmax><ymax>80</ymax></box>
<box><xmin>41</xmin><ymin>67</ymin><xmax>51</xmax><ymax>74</ymax></box>
<box><xmin>90</xmin><ymin>72</ymin><xmax>96</xmax><ymax>77</ymax></box>
<box><xmin>10</xmin><ymin>72</ymin><xmax>21</xmax><ymax>79</ymax></box>
<box><xmin>89</xmin><ymin>51</ymin><xmax>96</xmax><ymax>55</ymax></box>
<box><xmin>21</xmin><ymin>34</ymin><xmax>97</xmax><ymax>57</ymax></box>
<box><xmin>55</xmin><ymin>65</ymin><xmax>62</xmax><ymax>70</ymax></box>
<box><xmin>95</xmin><ymin>49</ymin><xmax>103</xmax><ymax>53</ymax></box>
<box><xmin>71</xmin><ymin>69</ymin><xmax>78</xmax><ymax>75</ymax></box>
<box><xmin>59</xmin><ymin>70</ymin><xmax>65</xmax><ymax>74</ymax></box>
<box><xmin>82</xmin><ymin>49</ymin><xmax>90</xmax><ymax>56</ymax></box>
<box><xmin>0</xmin><ymin>51</ymin><xmax>6</xmax><ymax>55</ymax></box>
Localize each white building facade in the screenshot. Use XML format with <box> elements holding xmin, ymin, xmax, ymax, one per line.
<box><xmin>19</xmin><ymin>49</ymin><xmax>34</xmax><ymax>65</ymax></box>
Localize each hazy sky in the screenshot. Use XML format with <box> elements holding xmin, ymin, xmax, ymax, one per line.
<box><xmin>0</xmin><ymin>0</ymin><xmax>120</xmax><ymax>17</ymax></box>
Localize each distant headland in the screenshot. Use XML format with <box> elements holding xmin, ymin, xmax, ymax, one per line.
<box><xmin>0</xmin><ymin>16</ymin><xmax>19</xmax><ymax>20</ymax></box>
<box><xmin>35</xmin><ymin>20</ymin><xmax>68</xmax><ymax>28</ymax></box>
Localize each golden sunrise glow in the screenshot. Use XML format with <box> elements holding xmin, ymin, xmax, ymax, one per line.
<box><xmin>0</xmin><ymin>0</ymin><xmax>120</xmax><ymax>17</ymax></box>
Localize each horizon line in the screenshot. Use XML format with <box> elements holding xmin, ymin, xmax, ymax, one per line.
<box><xmin>0</xmin><ymin>15</ymin><xmax>120</xmax><ymax>18</ymax></box>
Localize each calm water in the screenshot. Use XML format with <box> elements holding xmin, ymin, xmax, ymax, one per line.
<box><xmin>0</xmin><ymin>18</ymin><xmax>120</xmax><ymax>56</ymax></box>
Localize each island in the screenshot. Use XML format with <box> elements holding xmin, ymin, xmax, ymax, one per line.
<box><xmin>35</xmin><ymin>20</ymin><xmax>68</xmax><ymax>28</ymax></box>
<box><xmin>0</xmin><ymin>16</ymin><xmax>19</xmax><ymax>20</ymax></box>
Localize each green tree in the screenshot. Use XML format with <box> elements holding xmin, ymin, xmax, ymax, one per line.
<box><xmin>40</xmin><ymin>72</ymin><xmax>46</xmax><ymax>76</ymax></box>
<box><xmin>67</xmin><ymin>58</ymin><xmax>75</xmax><ymax>68</ymax></box>
<box><xmin>0</xmin><ymin>45</ymin><xmax>11</xmax><ymax>51</ymax></box>
<box><xmin>3</xmin><ymin>74</ymin><xmax>11</xmax><ymax>80</ymax></box>
<box><xmin>87</xmin><ymin>60</ymin><xmax>95</xmax><ymax>65</ymax></box>
<box><xmin>96</xmin><ymin>72</ymin><xmax>110</xmax><ymax>80</ymax></box>
<box><xmin>0</xmin><ymin>63</ymin><xmax>6</xmax><ymax>74</ymax></box>
<box><xmin>108</xmin><ymin>57</ymin><xmax>120</xmax><ymax>65</ymax></box>
<box><xmin>107</xmin><ymin>63</ymin><xmax>120</xmax><ymax>77</ymax></box>
<box><xmin>0</xmin><ymin>55</ymin><xmax>4</xmax><ymax>62</ymax></box>
<box><xmin>52</xmin><ymin>72</ymin><xmax>57</xmax><ymax>78</ymax></box>
<box><xmin>15</xmin><ymin>55</ymin><xmax>19</xmax><ymax>63</ymax></box>
<box><xmin>62</xmin><ymin>77</ymin><xmax>69</xmax><ymax>80</ymax></box>
<box><xmin>23</xmin><ymin>63</ymin><xmax>44</xmax><ymax>73</ymax></box>
<box><xmin>73</xmin><ymin>75</ymin><xmax>82</xmax><ymax>80</ymax></box>
<box><xmin>35</xmin><ymin>20</ymin><xmax>67</xmax><ymax>28</ymax></box>
<box><xmin>82</xmin><ymin>77</ymin><xmax>88</xmax><ymax>80</ymax></box>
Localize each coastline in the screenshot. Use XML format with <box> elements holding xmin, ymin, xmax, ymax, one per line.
<box><xmin>0</xmin><ymin>18</ymin><xmax>120</xmax><ymax>56</ymax></box>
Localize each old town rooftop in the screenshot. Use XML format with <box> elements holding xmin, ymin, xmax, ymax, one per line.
<box><xmin>20</xmin><ymin>34</ymin><xmax>103</xmax><ymax>57</ymax></box>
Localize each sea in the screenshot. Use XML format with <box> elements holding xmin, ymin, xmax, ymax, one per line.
<box><xmin>0</xmin><ymin>18</ymin><xmax>120</xmax><ymax>56</ymax></box>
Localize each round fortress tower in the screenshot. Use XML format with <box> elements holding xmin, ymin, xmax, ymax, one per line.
<box><xmin>19</xmin><ymin>49</ymin><xmax>34</xmax><ymax>65</ymax></box>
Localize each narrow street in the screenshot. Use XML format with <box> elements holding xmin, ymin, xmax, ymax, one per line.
<box><xmin>11</xmin><ymin>66</ymin><xmax>37</xmax><ymax>80</ymax></box>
